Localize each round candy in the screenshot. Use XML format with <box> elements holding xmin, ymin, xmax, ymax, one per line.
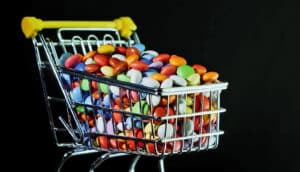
<box><xmin>71</xmin><ymin>86</ymin><xmax>83</xmax><ymax>103</ymax></box>
<box><xmin>141</xmin><ymin>77</ymin><xmax>160</xmax><ymax>88</ymax></box>
<box><xmin>112</xmin><ymin>54</ymin><xmax>126</xmax><ymax>61</ymax></box>
<box><xmin>80</xmin><ymin>79</ymin><xmax>90</xmax><ymax>91</ymax></box>
<box><xmin>150</xmin><ymin>73</ymin><xmax>167</xmax><ymax>82</ymax></box>
<box><xmin>83</xmin><ymin>50</ymin><xmax>96</xmax><ymax>61</ymax></box>
<box><xmin>158</xmin><ymin>123</ymin><xmax>174</xmax><ymax>139</ymax></box>
<box><xmin>133</xmin><ymin>43</ymin><xmax>146</xmax><ymax>52</ymax></box>
<box><xmin>97</xmin><ymin>44</ymin><xmax>115</xmax><ymax>54</ymax></box>
<box><xmin>141</xmin><ymin>50</ymin><xmax>159</xmax><ymax>57</ymax></box>
<box><xmin>96</xmin><ymin>116</ymin><xmax>105</xmax><ymax>133</ymax></box>
<box><xmin>169</xmin><ymin>55</ymin><xmax>187</xmax><ymax>66</ymax></box>
<box><xmin>187</xmin><ymin>73</ymin><xmax>200</xmax><ymax>86</ymax></box>
<box><xmin>146</xmin><ymin>94</ymin><xmax>161</xmax><ymax>107</ymax></box>
<box><xmin>85</xmin><ymin>64</ymin><xmax>100</xmax><ymax>73</ymax></box>
<box><xmin>74</xmin><ymin>62</ymin><xmax>85</xmax><ymax>71</ymax></box>
<box><xmin>153</xmin><ymin>53</ymin><xmax>170</xmax><ymax>63</ymax></box>
<box><xmin>132</xmin><ymin>101</ymin><xmax>149</xmax><ymax>115</ymax></box>
<box><xmin>160</xmin><ymin>78</ymin><xmax>173</xmax><ymax>89</ymax></box>
<box><xmin>101</xmin><ymin>66</ymin><xmax>114</xmax><ymax>77</ymax></box>
<box><xmin>169</xmin><ymin>75</ymin><xmax>187</xmax><ymax>86</ymax></box>
<box><xmin>160</xmin><ymin>64</ymin><xmax>177</xmax><ymax>76</ymax></box>
<box><xmin>176</xmin><ymin>65</ymin><xmax>195</xmax><ymax>79</ymax></box>
<box><xmin>192</xmin><ymin>64</ymin><xmax>207</xmax><ymax>74</ymax></box>
<box><xmin>65</xmin><ymin>54</ymin><xmax>82</xmax><ymax>68</ymax></box>
<box><xmin>117</xmin><ymin>74</ymin><xmax>130</xmax><ymax>82</ymax></box>
<box><xmin>99</xmin><ymin>83</ymin><xmax>108</xmax><ymax>94</ymax></box>
<box><xmin>202</xmin><ymin>71</ymin><xmax>219</xmax><ymax>82</ymax></box>
<box><xmin>183</xmin><ymin>119</ymin><xmax>194</xmax><ymax>136</ymax></box>
<box><xmin>148</xmin><ymin>61</ymin><xmax>163</xmax><ymax>69</ymax></box>
<box><xmin>129</xmin><ymin>61</ymin><xmax>149</xmax><ymax>71</ymax></box>
<box><xmin>127</xmin><ymin>69</ymin><xmax>142</xmax><ymax>84</ymax></box>
<box><xmin>94</xmin><ymin>54</ymin><xmax>109</xmax><ymax>66</ymax></box>
<box><xmin>59</xmin><ymin>52</ymin><xmax>72</xmax><ymax>66</ymax></box>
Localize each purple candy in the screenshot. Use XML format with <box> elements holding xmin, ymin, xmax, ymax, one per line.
<box><xmin>149</xmin><ymin>61</ymin><xmax>163</xmax><ymax>69</ymax></box>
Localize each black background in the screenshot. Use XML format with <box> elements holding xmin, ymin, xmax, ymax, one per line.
<box><xmin>13</xmin><ymin>0</ymin><xmax>300</xmax><ymax>171</ymax></box>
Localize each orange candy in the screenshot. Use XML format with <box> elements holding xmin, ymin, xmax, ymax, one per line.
<box><xmin>192</xmin><ymin>64</ymin><xmax>207</xmax><ymax>75</ymax></box>
<box><xmin>82</xmin><ymin>50</ymin><xmax>96</xmax><ymax>61</ymax></box>
<box><xmin>150</xmin><ymin>73</ymin><xmax>167</xmax><ymax>82</ymax></box>
<box><xmin>169</xmin><ymin>55</ymin><xmax>187</xmax><ymax>66</ymax></box>
<box><xmin>202</xmin><ymin>71</ymin><xmax>219</xmax><ymax>82</ymax></box>
<box><xmin>126</xmin><ymin>47</ymin><xmax>140</xmax><ymax>57</ymax></box>
<box><xmin>126</xmin><ymin>54</ymin><xmax>139</xmax><ymax>64</ymax></box>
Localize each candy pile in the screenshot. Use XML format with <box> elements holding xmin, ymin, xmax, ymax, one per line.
<box><xmin>59</xmin><ymin>43</ymin><xmax>220</xmax><ymax>154</ymax></box>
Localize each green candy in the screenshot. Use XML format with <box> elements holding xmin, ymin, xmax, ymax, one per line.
<box><xmin>76</xmin><ymin>105</ymin><xmax>85</xmax><ymax>113</ymax></box>
<box><xmin>186</xmin><ymin>96</ymin><xmax>193</xmax><ymax>106</ymax></box>
<box><xmin>132</xmin><ymin>101</ymin><xmax>149</xmax><ymax>115</ymax></box>
<box><xmin>81</xmin><ymin>79</ymin><xmax>90</xmax><ymax>91</ymax></box>
<box><xmin>99</xmin><ymin>83</ymin><xmax>108</xmax><ymax>94</ymax></box>
<box><xmin>187</xmin><ymin>73</ymin><xmax>200</xmax><ymax>86</ymax></box>
<box><xmin>117</xmin><ymin>74</ymin><xmax>130</xmax><ymax>82</ymax></box>
<box><xmin>177</xmin><ymin>65</ymin><xmax>195</xmax><ymax>79</ymax></box>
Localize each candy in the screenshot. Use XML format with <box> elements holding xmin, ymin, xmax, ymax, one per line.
<box><xmin>83</xmin><ymin>50</ymin><xmax>96</xmax><ymax>61</ymax></box>
<box><xmin>153</xmin><ymin>53</ymin><xmax>170</xmax><ymax>63</ymax></box>
<box><xmin>146</xmin><ymin>94</ymin><xmax>161</xmax><ymax>107</ymax></box>
<box><xmin>85</xmin><ymin>64</ymin><xmax>100</xmax><ymax>73</ymax></box>
<box><xmin>186</xmin><ymin>73</ymin><xmax>200</xmax><ymax>86</ymax></box>
<box><xmin>160</xmin><ymin>78</ymin><xmax>173</xmax><ymax>89</ymax></box>
<box><xmin>143</xmin><ymin>69</ymin><xmax>158</xmax><ymax>77</ymax></box>
<box><xmin>160</xmin><ymin>64</ymin><xmax>177</xmax><ymax>76</ymax></box>
<box><xmin>148</xmin><ymin>61</ymin><xmax>163</xmax><ymax>69</ymax></box>
<box><xmin>59</xmin><ymin>52</ymin><xmax>72</xmax><ymax>66</ymax></box>
<box><xmin>153</xmin><ymin>106</ymin><xmax>166</xmax><ymax>117</ymax></box>
<box><xmin>132</xmin><ymin>101</ymin><xmax>149</xmax><ymax>115</ymax></box>
<box><xmin>169</xmin><ymin>55</ymin><xmax>187</xmax><ymax>66</ymax></box>
<box><xmin>126</xmin><ymin>54</ymin><xmax>139</xmax><ymax>64</ymax></box>
<box><xmin>109</xmin><ymin>57</ymin><xmax>121</xmax><ymax>67</ymax></box>
<box><xmin>141</xmin><ymin>77</ymin><xmax>160</xmax><ymax>88</ymax></box>
<box><xmin>150</xmin><ymin>73</ymin><xmax>167</xmax><ymax>82</ymax></box>
<box><xmin>65</xmin><ymin>54</ymin><xmax>82</xmax><ymax>68</ymax></box>
<box><xmin>112</xmin><ymin>54</ymin><xmax>126</xmax><ymax>61</ymax></box>
<box><xmin>80</xmin><ymin>79</ymin><xmax>90</xmax><ymax>91</ymax></box>
<box><xmin>74</xmin><ymin>63</ymin><xmax>85</xmax><ymax>71</ymax></box>
<box><xmin>117</xmin><ymin>74</ymin><xmax>130</xmax><ymax>82</ymax></box>
<box><xmin>127</xmin><ymin>69</ymin><xmax>142</xmax><ymax>84</ymax></box>
<box><xmin>96</xmin><ymin>116</ymin><xmax>105</xmax><ymax>133</ymax></box>
<box><xmin>183</xmin><ymin>119</ymin><xmax>194</xmax><ymax>136</ymax></box>
<box><xmin>157</xmin><ymin>123</ymin><xmax>174</xmax><ymax>139</ymax></box>
<box><xmin>101</xmin><ymin>66</ymin><xmax>114</xmax><ymax>77</ymax></box>
<box><xmin>97</xmin><ymin>44</ymin><xmax>115</xmax><ymax>54</ymax></box>
<box><xmin>202</xmin><ymin>71</ymin><xmax>219</xmax><ymax>82</ymax></box>
<box><xmin>84</xmin><ymin>58</ymin><xmax>94</xmax><ymax>65</ymax></box>
<box><xmin>169</xmin><ymin>75</ymin><xmax>187</xmax><ymax>86</ymax></box>
<box><xmin>126</xmin><ymin>47</ymin><xmax>140</xmax><ymax>57</ymax></box>
<box><xmin>192</xmin><ymin>64</ymin><xmax>207</xmax><ymax>74</ymax></box>
<box><xmin>129</xmin><ymin>61</ymin><xmax>149</xmax><ymax>71</ymax></box>
<box><xmin>113</xmin><ymin>61</ymin><xmax>128</xmax><ymax>75</ymax></box>
<box><xmin>141</xmin><ymin>50</ymin><xmax>159</xmax><ymax>57</ymax></box>
<box><xmin>99</xmin><ymin>83</ymin><xmax>108</xmax><ymax>94</ymax></box>
<box><xmin>133</xmin><ymin>43</ymin><xmax>146</xmax><ymax>52</ymax></box>
<box><xmin>115</xmin><ymin>46</ymin><xmax>126</xmax><ymax>54</ymax></box>
<box><xmin>71</xmin><ymin>86</ymin><xmax>83</xmax><ymax>103</ymax></box>
<box><xmin>94</xmin><ymin>54</ymin><xmax>109</xmax><ymax>66</ymax></box>
<box><xmin>176</xmin><ymin>65</ymin><xmax>195</xmax><ymax>79</ymax></box>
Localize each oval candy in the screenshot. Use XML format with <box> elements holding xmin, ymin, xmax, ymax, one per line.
<box><xmin>169</xmin><ymin>55</ymin><xmax>187</xmax><ymax>66</ymax></box>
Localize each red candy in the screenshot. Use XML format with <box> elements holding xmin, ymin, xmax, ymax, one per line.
<box><xmin>153</xmin><ymin>53</ymin><xmax>170</xmax><ymax>63</ymax></box>
<box><xmin>115</xmin><ymin>46</ymin><xmax>127</xmax><ymax>54</ymax></box>
<box><xmin>126</xmin><ymin>47</ymin><xmax>140</xmax><ymax>57</ymax></box>
<box><xmin>64</xmin><ymin>54</ymin><xmax>82</xmax><ymax>68</ymax></box>
<box><xmin>160</xmin><ymin>64</ymin><xmax>177</xmax><ymax>76</ymax></box>
<box><xmin>94</xmin><ymin>54</ymin><xmax>109</xmax><ymax>66</ymax></box>
<box><xmin>129</xmin><ymin>61</ymin><xmax>149</xmax><ymax>71</ymax></box>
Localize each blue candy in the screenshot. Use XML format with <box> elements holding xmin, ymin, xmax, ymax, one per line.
<box><xmin>59</xmin><ymin>52</ymin><xmax>72</xmax><ymax>66</ymax></box>
<box><xmin>143</xmin><ymin>69</ymin><xmax>158</xmax><ymax>77</ymax></box>
<box><xmin>141</xmin><ymin>53</ymin><xmax>155</xmax><ymax>61</ymax></box>
<box><xmin>71</xmin><ymin>86</ymin><xmax>83</xmax><ymax>103</ymax></box>
<box><xmin>141</xmin><ymin>58</ymin><xmax>152</xmax><ymax>65</ymax></box>
<box><xmin>133</xmin><ymin>43</ymin><xmax>146</xmax><ymax>53</ymax></box>
<box><xmin>74</xmin><ymin>62</ymin><xmax>85</xmax><ymax>71</ymax></box>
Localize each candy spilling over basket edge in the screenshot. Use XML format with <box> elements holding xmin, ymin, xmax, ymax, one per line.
<box><xmin>59</xmin><ymin>42</ymin><xmax>227</xmax><ymax>156</ymax></box>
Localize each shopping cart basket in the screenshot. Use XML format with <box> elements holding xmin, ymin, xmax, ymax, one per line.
<box><xmin>21</xmin><ymin>16</ymin><xmax>228</xmax><ymax>172</ymax></box>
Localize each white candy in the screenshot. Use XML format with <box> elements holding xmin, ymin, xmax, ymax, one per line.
<box><xmin>109</xmin><ymin>86</ymin><xmax>120</xmax><ymax>95</ymax></box>
<box><xmin>111</xmin><ymin>54</ymin><xmax>126</xmax><ymax>61</ymax></box>
<box><xmin>127</xmin><ymin>69</ymin><xmax>142</xmax><ymax>84</ymax></box>
<box><xmin>158</xmin><ymin>123</ymin><xmax>174</xmax><ymax>139</ymax></box>
<box><xmin>183</xmin><ymin>119</ymin><xmax>194</xmax><ymax>136</ymax></box>
<box><xmin>96</xmin><ymin>116</ymin><xmax>105</xmax><ymax>133</ymax></box>
<box><xmin>141</xmin><ymin>77</ymin><xmax>160</xmax><ymax>88</ymax></box>
<box><xmin>146</xmin><ymin>94</ymin><xmax>161</xmax><ymax>106</ymax></box>
<box><xmin>170</xmin><ymin>75</ymin><xmax>187</xmax><ymax>86</ymax></box>
<box><xmin>160</xmin><ymin>78</ymin><xmax>173</xmax><ymax>89</ymax></box>
<box><xmin>141</xmin><ymin>50</ymin><xmax>159</xmax><ymax>57</ymax></box>
<box><xmin>84</xmin><ymin>58</ymin><xmax>94</xmax><ymax>65</ymax></box>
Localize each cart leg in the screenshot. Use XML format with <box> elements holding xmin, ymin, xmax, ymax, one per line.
<box><xmin>128</xmin><ymin>155</ymin><xmax>141</xmax><ymax>172</ymax></box>
<box><xmin>158</xmin><ymin>158</ymin><xmax>165</xmax><ymax>172</ymax></box>
<box><xmin>89</xmin><ymin>152</ymin><xmax>128</xmax><ymax>172</ymax></box>
<box><xmin>57</xmin><ymin>150</ymin><xmax>75</xmax><ymax>172</ymax></box>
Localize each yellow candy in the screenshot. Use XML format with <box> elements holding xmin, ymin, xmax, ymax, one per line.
<box><xmin>187</xmin><ymin>73</ymin><xmax>201</xmax><ymax>86</ymax></box>
<box><xmin>97</xmin><ymin>44</ymin><xmax>115</xmax><ymax>54</ymax></box>
<box><xmin>186</xmin><ymin>106</ymin><xmax>193</xmax><ymax>114</ymax></box>
<box><xmin>144</xmin><ymin>123</ymin><xmax>158</xmax><ymax>133</ymax></box>
<box><xmin>100</xmin><ymin>66</ymin><xmax>114</xmax><ymax>77</ymax></box>
<box><xmin>169</xmin><ymin>55</ymin><xmax>187</xmax><ymax>66</ymax></box>
<box><xmin>186</xmin><ymin>96</ymin><xmax>193</xmax><ymax>106</ymax></box>
<box><xmin>126</xmin><ymin>54</ymin><xmax>139</xmax><ymax>64</ymax></box>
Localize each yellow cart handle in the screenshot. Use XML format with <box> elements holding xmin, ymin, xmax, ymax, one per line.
<box><xmin>21</xmin><ymin>16</ymin><xmax>137</xmax><ymax>39</ymax></box>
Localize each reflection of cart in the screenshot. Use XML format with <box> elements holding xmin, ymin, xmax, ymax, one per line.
<box><xmin>21</xmin><ymin>17</ymin><xmax>228</xmax><ymax>172</ymax></box>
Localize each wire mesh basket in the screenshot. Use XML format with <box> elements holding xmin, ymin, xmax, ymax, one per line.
<box><xmin>21</xmin><ymin>16</ymin><xmax>228</xmax><ymax>172</ymax></box>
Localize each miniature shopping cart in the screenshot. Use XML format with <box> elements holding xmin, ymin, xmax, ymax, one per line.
<box><xmin>21</xmin><ymin>16</ymin><xmax>228</xmax><ymax>172</ymax></box>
